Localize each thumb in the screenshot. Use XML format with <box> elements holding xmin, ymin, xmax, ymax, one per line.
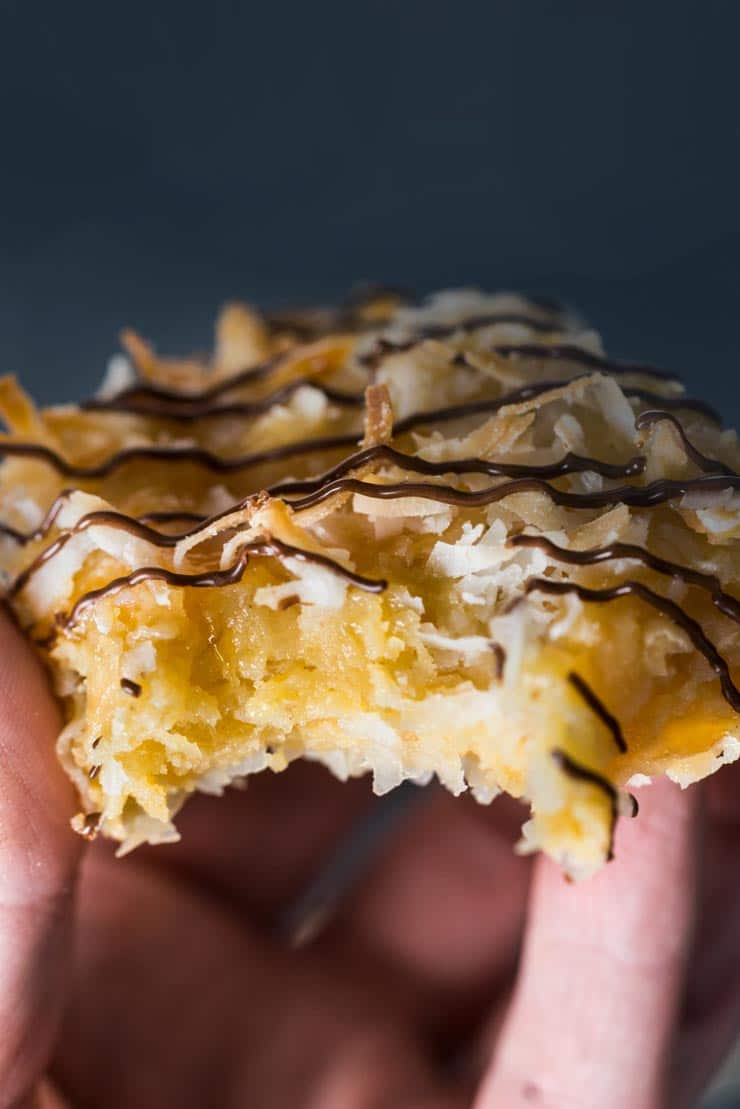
<box><xmin>0</xmin><ymin>610</ymin><xmax>82</xmax><ymax>1108</ymax></box>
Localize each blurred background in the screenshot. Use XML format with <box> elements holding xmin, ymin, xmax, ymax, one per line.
<box><xmin>0</xmin><ymin>1</ymin><xmax>738</xmax><ymax>417</ymax></box>
<box><xmin>1</xmin><ymin>1</ymin><xmax>739</xmax><ymax>1103</ymax></box>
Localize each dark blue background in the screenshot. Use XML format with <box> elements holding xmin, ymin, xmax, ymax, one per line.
<box><xmin>0</xmin><ymin>0</ymin><xmax>738</xmax><ymax>423</ymax></box>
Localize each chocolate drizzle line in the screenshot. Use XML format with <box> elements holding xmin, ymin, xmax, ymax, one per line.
<box><xmin>0</xmin><ymin>434</ymin><xmax>361</xmax><ymax>479</ymax></box>
<box><xmin>509</xmin><ymin>534</ymin><xmax>740</xmax><ymax>625</ymax></box>
<box><xmin>120</xmin><ymin>678</ymin><xmax>142</xmax><ymax>697</ymax></box>
<box><xmin>95</xmin><ymin>353</ymin><xmax>286</xmax><ymax>406</ymax></box>
<box><xmin>358</xmin><ymin>311</ymin><xmax>563</xmax><ymax>367</ymax></box>
<box><xmin>567</xmin><ymin>671</ymin><xmax>627</xmax><ymax>753</ymax></box>
<box><xmin>488</xmin><ymin>343</ymin><xmax>681</xmax><ymax>383</ymax></box>
<box><xmin>0</xmin><ymin>441</ymin><xmax>648</xmax><ymax>551</ymax></box>
<box><xmin>10</xmin><ymin>465</ymin><xmax>740</xmax><ymax>597</ymax></box>
<box><xmin>626</xmin><ymin>391</ymin><xmax>720</xmax><ymax>423</ymax></box>
<box><xmin>388</xmin><ymin>379</ymin><xmax>710</xmax><ymax>434</ymax></box>
<box><xmin>490</xmin><ymin>642</ymin><xmax>506</xmax><ymax>681</ymax></box>
<box><xmin>5</xmin><ymin>450</ymin><xmax>650</xmax><ymax>595</ymax></box>
<box><xmin>84</xmin><ymin>376</ymin><xmax>366</xmax><ymax>420</ymax></box>
<box><xmin>7</xmin><ymin>449</ymin><xmax>740</xmax><ymax>603</ymax></box>
<box><xmin>0</xmin><ymin>378</ymin><xmax>717</xmax><ymax>479</ymax></box>
<box><xmin>137</xmin><ymin>510</ymin><xmax>210</xmax><ymax>527</ymax></box>
<box><xmin>551</xmin><ymin>748</ymin><xmax>618</xmax><ymax>861</ymax></box>
<box><xmin>83</xmin><ymin>302</ymin><xmax>560</xmax><ymax>411</ymax></box>
<box><xmin>269</xmin><ymin>444</ymin><xmax>647</xmax><ymax>498</ymax></box>
<box><xmin>266</xmin><ymin>285</ymin><xmax>417</xmax><ymax>337</ymax></box>
<box><xmin>60</xmin><ymin>539</ymin><xmax>387</xmax><ymax>630</ymax></box>
<box><xmin>635</xmin><ymin>411</ymin><xmax>738</xmax><ymax>476</ymax></box>
<box><xmin>0</xmin><ymin>521</ymin><xmax>28</xmax><ymax>543</ymax></box>
<box><xmin>287</xmin><ymin>472</ymin><xmax>740</xmax><ymax>515</ymax></box>
<box><xmin>524</xmin><ymin>578</ymin><xmax>740</xmax><ymax>713</ymax></box>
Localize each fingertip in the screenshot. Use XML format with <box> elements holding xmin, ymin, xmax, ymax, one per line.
<box><xmin>476</xmin><ymin>777</ymin><xmax>699</xmax><ymax>1109</ymax></box>
<box><xmin>0</xmin><ymin>609</ymin><xmax>81</xmax><ymax>900</ymax></box>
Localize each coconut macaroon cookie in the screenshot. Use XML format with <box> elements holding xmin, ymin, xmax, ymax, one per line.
<box><xmin>1</xmin><ymin>288</ymin><xmax>738</xmax><ymax>878</ymax></box>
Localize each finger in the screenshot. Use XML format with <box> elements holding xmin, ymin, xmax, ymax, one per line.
<box><xmin>670</xmin><ymin>766</ymin><xmax>740</xmax><ymax>1105</ymax></box>
<box><xmin>0</xmin><ymin>611</ymin><xmax>82</xmax><ymax>1107</ymax></box>
<box><xmin>477</xmin><ymin>778</ymin><xmax>698</xmax><ymax>1109</ymax></box>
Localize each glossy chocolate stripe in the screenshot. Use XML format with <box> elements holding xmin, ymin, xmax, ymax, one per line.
<box><xmin>489</xmin><ymin>343</ymin><xmax>681</xmax><ymax>383</ymax></box>
<box><xmin>5</xmin><ymin>450</ymin><xmax>648</xmax><ymax>592</ymax></box>
<box><xmin>0</xmin><ymin>521</ymin><xmax>30</xmax><ymax>543</ymax></box>
<box><xmin>84</xmin><ymin>376</ymin><xmax>366</xmax><ymax>420</ymax></box>
<box><xmin>0</xmin><ymin>432</ymin><xmax>361</xmax><ymax>479</ymax></box>
<box><xmin>90</xmin><ymin>301</ymin><xmax>562</xmax><ymax>409</ymax></box>
<box><xmin>287</xmin><ymin>473</ymin><xmax>740</xmax><ymax>514</ymax></box>
<box><xmin>523</xmin><ymin>577</ymin><xmax>740</xmax><ymax>712</ymax></box>
<box><xmin>509</xmin><ymin>534</ymin><xmax>740</xmax><ymax>624</ymax></box>
<box><xmin>358</xmin><ymin>311</ymin><xmax>563</xmax><ymax>367</ymax></box>
<box><xmin>137</xmin><ymin>510</ymin><xmax>210</xmax><ymax>526</ymax></box>
<box><xmin>392</xmin><ymin>382</ymin><xmax>719</xmax><ymax>435</ymax></box>
<box><xmin>635</xmin><ymin>411</ymin><xmax>737</xmax><ymax>475</ymax></box>
<box><xmin>568</xmin><ymin>671</ymin><xmax>627</xmax><ymax>753</ymax></box>
<box><xmin>3</xmin><ymin>458</ymin><xmax>735</xmax><ymax>587</ymax></box>
<box><xmin>0</xmin><ymin>378</ymin><xmax>715</xmax><ymax>477</ymax></box>
<box><xmin>626</xmin><ymin>390</ymin><xmax>720</xmax><ymax>423</ymax></box>
<box><xmin>77</xmin><ymin>368</ymin><xmax>591</xmax><ymax>425</ymax></box>
<box><xmin>60</xmin><ymin>539</ymin><xmax>386</xmax><ymax>629</ymax></box>
<box><xmin>550</xmin><ymin>748</ymin><xmax>619</xmax><ymax>860</ymax></box>
<box><xmin>268</xmin><ymin>445</ymin><xmax>647</xmax><ymax>498</ymax></box>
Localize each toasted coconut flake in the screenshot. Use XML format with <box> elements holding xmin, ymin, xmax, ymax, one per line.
<box><xmin>213</xmin><ymin>302</ymin><xmax>272</xmax><ymax>377</ymax></box>
<box><xmin>362</xmin><ymin>383</ymin><xmax>394</xmax><ymax>447</ymax></box>
<box><xmin>0</xmin><ymin>376</ymin><xmax>52</xmax><ymax>439</ymax></box>
<box><xmin>120</xmin><ymin>329</ymin><xmax>210</xmax><ymax>391</ymax></box>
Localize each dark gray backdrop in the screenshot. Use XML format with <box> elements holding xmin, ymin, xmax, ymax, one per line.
<box><xmin>0</xmin><ymin>0</ymin><xmax>738</xmax><ymax>419</ymax></box>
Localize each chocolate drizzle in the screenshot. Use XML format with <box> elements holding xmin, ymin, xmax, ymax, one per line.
<box><xmin>387</xmin><ymin>379</ymin><xmax>716</xmax><ymax>436</ymax></box>
<box><xmin>568</xmin><ymin>671</ymin><xmax>627</xmax><ymax>753</ymax></box>
<box><xmin>60</xmin><ymin>539</ymin><xmax>387</xmax><ymax>630</ymax></box>
<box><xmin>5</xmin><ymin>448</ymin><xmax>651</xmax><ymax>595</ymax></box>
<box><xmin>550</xmin><ymin>749</ymin><xmax>618</xmax><ymax>860</ymax></box>
<box><xmin>84</xmin><ymin>376</ymin><xmax>366</xmax><ymax>420</ymax></box>
<box><xmin>509</xmin><ymin>534</ymin><xmax>740</xmax><ymax>624</ymax></box>
<box><xmin>490</xmin><ymin>642</ymin><xmax>506</xmax><ymax>681</ymax></box>
<box><xmin>635</xmin><ymin>410</ymin><xmax>737</xmax><ymax>475</ymax></box>
<box><xmin>0</xmin><ymin>443</ymin><xmax>648</xmax><ymax>552</ymax></box>
<box><xmin>0</xmin><ymin>434</ymin><xmax>360</xmax><ymax>479</ymax></box>
<box><xmin>286</xmin><ymin>472</ymin><xmax>740</xmax><ymax>515</ymax></box>
<box><xmin>82</xmin><ymin>300</ymin><xmax>559</xmax><ymax>412</ymax></box>
<box><xmin>10</xmin><ymin>460</ymin><xmax>740</xmax><ymax>599</ymax></box>
<box><xmin>488</xmin><ymin>343</ymin><xmax>681</xmax><ymax>383</ymax></box>
<box><xmin>3</xmin><ymin>299</ymin><xmax>736</xmax><ymax>780</ymax></box>
<box><xmin>0</xmin><ymin>377</ymin><xmax>718</xmax><ymax>479</ymax></box>
<box><xmin>358</xmin><ymin>313</ymin><xmax>560</xmax><ymax>367</ymax></box>
<box><xmin>0</xmin><ymin>521</ymin><xmax>29</xmax><ymax>543</ymax></box>
<box><xmin>524</xmin><ymin>577</ymin><xmax>740</xmax><ymax>713</ymax></box>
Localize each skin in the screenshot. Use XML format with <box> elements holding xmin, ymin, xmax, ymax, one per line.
<box><xmin>1</xmin><ymin>612</ymin><xmax>740</xmax><ymax>1108</ymax></box>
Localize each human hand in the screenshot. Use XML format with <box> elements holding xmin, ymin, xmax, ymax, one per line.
<box><xmin>2</xmin><ymin>608</ymin><xmax>740</xmax><ymax>1109</ymax></box>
